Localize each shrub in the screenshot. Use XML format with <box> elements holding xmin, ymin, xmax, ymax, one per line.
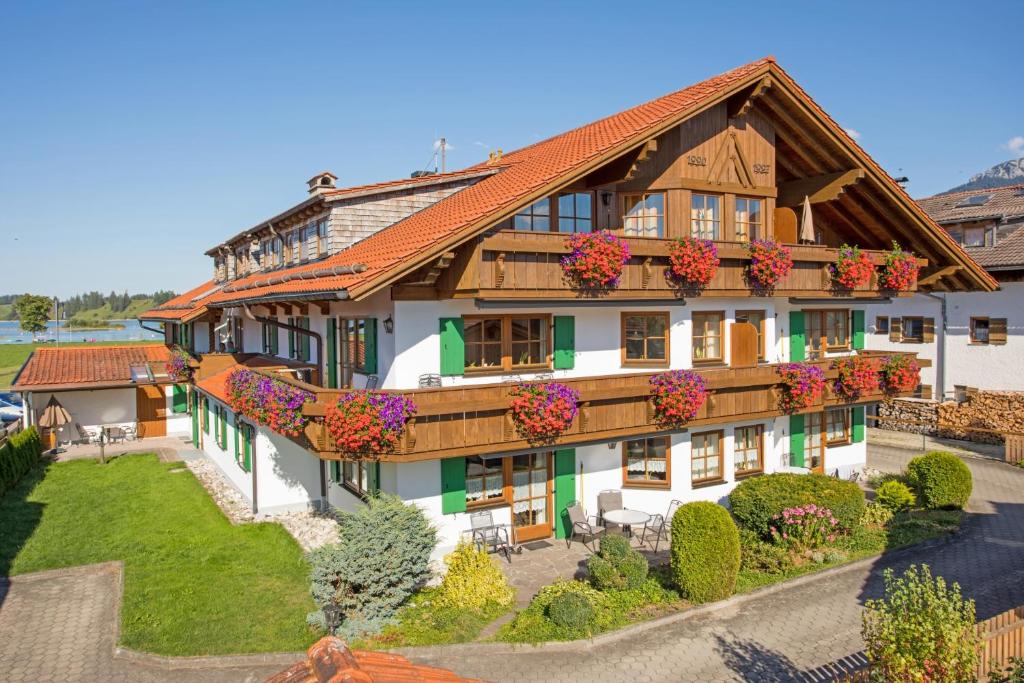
<box><xmin>876</xmin><ymin>480</ymin><xmax>916</xmax><ymax>512</ymax></box>
<box><xmin>587</xmin><ymin>533</ymin><xmax>649</xmax><ymax>591</ymax></box>
<box><xmin>862</xmin><ymin>564</ymin><xmax>978</xmax><ymax>682</ymax></box>
<box><xmin>0</xmin><ymin>426</ymin><xmax>42</xmax><ymax>498</ymax></box>
<box><xmin>769</xmin><ymin>504</ymin><xmax>839</xmax><ymax>551</ymax></box>
<box><xmin>307</xmin><ymin>494</ymin><xmax>436</xmax><ymax>638</ymax></box>
<box><xmin>670</xmin><ymin>502</ymin><xmax>740</xmax><ymax>603</ymax></box>
<box><xmin>436</xmin><ymin>542</ymin><xmax>514</xmax><ymax>611</ymax></box>
<box><xmin>739</xmin><ymin>528</ymin><xmax>792</xmax><ymax>574</ymax></box>
<box><xmin>906</xmin><ymin>452</ymin><xmax>972</xmax><ymax>510</ymax></box>
<box><xmin>730</xmin><ymin>473</ymin><xmax>866</xmax><ymax>538</ymax></box>
<box><xmin>547</xmin><ymin>591</ymin><xmax>595</xmax><ymax>629</ymax></box>
<box><xmin>989</xmin><ymin>657</ymin><xmax>1024</xmax><ymax>683</ymax></box>
<box><xmin>860</xmin><ymin>502</ymin><xmax>895</xmax><ymax>528</ymax></box>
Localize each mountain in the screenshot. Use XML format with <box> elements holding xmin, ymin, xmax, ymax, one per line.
<box><xmin>945</xmin><ymin>158</ymin><xmax>1024</xmax><ymax>193</ymax></box>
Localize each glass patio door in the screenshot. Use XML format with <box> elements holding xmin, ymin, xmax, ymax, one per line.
<box><xmin>805</xmin><ymin>413</ymin><xmax>825</xmax><ymax>473</ymax></box>
<box><xmin>510</xmin><ymin>453</ymin><xmax>552</xmax><ymax>542</ymax></box>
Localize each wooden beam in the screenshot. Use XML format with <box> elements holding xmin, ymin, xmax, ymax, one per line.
<box><xmin>777</xmin><ymin>169</ymin><xmax>866</xmax><ymax>207</ymax></box>
<box><xmin>623</xmin><ymin>139</ymin><xmax>658</xmax><ymax>181</ymax></box>
<box><xmin>917</xmin><ymin>265</ymin><xmax>961</xmax><ymax>288</ymax></box>
<box><xmin>727</xmin><ymin>76</ymin><xmax>772</xmax><ymax>119</ymax></box>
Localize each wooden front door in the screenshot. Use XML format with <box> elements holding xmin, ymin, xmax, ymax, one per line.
<box><xmin>509</xmin><ymin>452</ymin><xmax>553</xmax><ymax>543</ymax></box>
<box><xmin>135</xmin><ymin>385</ymin><xmax>166</xmax><ymax>438</ymax></box>
<box><xmin>730</xmin><ymin>321</ymin><xmax>758</xmax><ymax>368</ymax></box>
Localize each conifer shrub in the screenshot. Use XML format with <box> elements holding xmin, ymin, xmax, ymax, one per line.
<box><xmin>547</xmin><ymin>591</ymin><xmax>595</xmax><ymax>630</ymax></box>
<box><xmin>729</xmin><ymin>472</ymin><xmax>865</xmax><ymax>538</ymax></box>
<box><xmin>0</xmin><ymin>427</ymin><xmax>42</xmax><ymax>497</ymax></box>
<box><xmin>905</xmin><ymin>451</ymin><xmax>972</xmax><ymax>510</ymax></box>
<box><xmin>670</xmin><ymin>502</ymin><xmax>740</xmax><ymax>603</ymax></box>
<box><xmin>586</xmin><ymin>533</ymin><xmax>649</xmax><ymax>591</ymax></box>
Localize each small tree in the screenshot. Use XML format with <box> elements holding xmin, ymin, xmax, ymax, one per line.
<box><xmin>14</xmin><ymin>294</ymin><xmax>52</xmax><ymax>335</ymax></box>
<box><xmin>862</xmin><ymin>564</ymin><xmax>978</xmax><ymax>682</ymax></box>
<box><xmin>307</xmin><ymin>494</ymin><xmax>436</xmax><ymax>638</ymax></box>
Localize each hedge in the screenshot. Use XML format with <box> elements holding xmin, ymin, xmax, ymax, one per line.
<box><xmin>905</xmin><ymin>452</ymin><xmax>972</xmax><ymax>510</ymax></box>
<box><xmin>670</xmin><ymin>501</ymin><xmax>740</xmax><ymax>604</ymax></box>
<box><xmin>729</xmin><ymin>473</ymin><xmax>865</xmax><ymax>538</ymax></box>
<box><xmin>0</xmin><ymin>426</ymin><xmax>42</xmax><ymax>498</ymax></box>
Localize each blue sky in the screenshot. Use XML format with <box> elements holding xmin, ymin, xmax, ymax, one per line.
<box><xmin>1</xmin><ymin>0</ymin><xmax>1021</xmax><ymax>298</ymax></box>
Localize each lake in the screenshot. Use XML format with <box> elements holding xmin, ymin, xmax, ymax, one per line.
<box><xmin>0</xmin><ymin>319</ymin><xmax>163</xmax><ymax>344</ymax></box>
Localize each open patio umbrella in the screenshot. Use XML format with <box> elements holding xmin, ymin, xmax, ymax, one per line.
<box><xmin>800</xmin><ymin>195</ymin><xmax>816</xmax><ymax>244</ymax></box>
<box><xmin>37</xmin><ymin>395</ymin><xmax>72</xmax><ymax>452</ymax></box>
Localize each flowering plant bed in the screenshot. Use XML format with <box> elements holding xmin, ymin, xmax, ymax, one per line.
<box><xmin>166</xmin><ymin>347</ymin><xmax>193</xmax><ymax>382</ymax></box>
<box><xmin>225</xmin><ymin>369</ymin><xmax>314</xmax><ymax>437</ymax></box>
<box><xmin>649</xmin><ymin>370</ymin><xmax>708</xmax><ymax>427</ymax></box>
<box><xmin>508</xmin><ymin>382</ymin><xmax>579</xmax><ymax>442</ymax></box>
<box><xmin>879</xmin><ymin>354</ymin><xmax>921</xmax><ymax>394</ymax></box>
<box><xmin>666</xmin><ymin>237</ymin><xmax>719</xmax><ymax>289</ymax></box>
<box><xmin>831</xmin><ymin>355</ymin><xmax>880</xmax><ymax>401</ymax></box>
<box><xmin>770</xmin><ymin>504</ymin><xmax>839</xmax><ymax>552</ymax></box>
<box><xmin>746</xmin><ymin>239</ymin><xmax>794</xmax><ymax>290</ymax></box>
<box><xmin>829</xmin><ymin>244</ymin><xmax>875</xmax><ymax>289</ymax></box>
<box><xmin>878</xmin><ymin>242</ymin><xmax>919</xmax><ymax>291</ymax></box>
<box><xmin>561</xmin><ymin>230</ymin><xmax>631</xmax><ymax>289</ymax></box>
<box><xmin>324</xmin><ymin>392</ymin><xmax>417</xmax><ymax>457</ymax></box>
<box><xmin>775</xmin><ymin>363</ymin><xmax>826</xmax><ymax>414</ymax></box>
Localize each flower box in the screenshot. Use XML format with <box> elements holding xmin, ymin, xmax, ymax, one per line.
<box><xmin>649</xmin><ymin>370</ymin><xmax>708</xmax><ymax>427</ymax></box>
<box><xmin>324</xmin><ymin>392</ymin><xmax>417</xmax><ymax>457</ymax></box>
<box><xmin>225</xmin><ymin>369</ymin><xmax>314</xmax><ymax>437</ymax></box>
<box><xmin>166</xmin><ymin>347</ymin><xmax>193</xmax><ymax>382</ymax></box>
<box><xmin>831</xmin><ymin>355</ymin><xmax>881</xmax><ymax>401</ymax></box>
<box><xmin>746</xmin><ymin>239</ymin><xmax>794</xmax><ymax>290</ymax></box>
<box><xmin>775</xmin><ymin>363</ymin><xmax>826</xmax><ymax>414</ymax></box>
<box><xmin>508</xmin><ymin>382</ymin><xmax>579</xmax><ymax>442</ymax></box>
<box><xmin>560</xmin><ymin>230</ymin><xmax>630</xmax><ymax>289</ymax></box>
<box><xmin>879</xmin><ymin>355</ymin><xmax>921</xmax><ymax>394</ymax></box>
<box><xmin>878</xmin><ymin>242</ymin><xmax>919</xmax><ymax>291</ymax></box>
<box><xmin>829</xmin><ymin>244</ymin><xmax>875</xmax><ymax>289</ymax></box>
<box><xmin>666</xmin><ymin>237</ymin><xmax>719</xmax><ymax>290</ymax></box>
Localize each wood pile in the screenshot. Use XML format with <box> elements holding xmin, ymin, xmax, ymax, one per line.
<box><xmin>938</xmin><ymin>391</ymin><xmax>1024</xmax><ymax>445</ymax></box>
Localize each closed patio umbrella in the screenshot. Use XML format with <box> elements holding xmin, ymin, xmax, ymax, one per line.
<box><xmin>38</xmin><ymin>395</ymin><xmax>72</xmax><ymax>452</ymax></box>
<box><xmin>800</xmin><ymin>195</ymin><xmax>816</xmax><ymax>244</ymax></box>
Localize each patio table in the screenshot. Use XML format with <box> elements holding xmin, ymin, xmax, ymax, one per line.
<box><xmin>602</xmin><ymin>508</ymin><xmax>651</xmax><ymax>539</ymax></box>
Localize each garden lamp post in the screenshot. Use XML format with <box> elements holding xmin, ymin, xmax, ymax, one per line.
<box><xmin>323</xmin><ymin>603</ymin><xmax>342</xmax><ymax>634</ymax></box>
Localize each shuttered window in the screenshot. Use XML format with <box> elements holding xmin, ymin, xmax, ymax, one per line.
<box><xmin>971</xmin><ymin>317</ymin><xmax>1007</xmax><ymax>345</ymax></box>
<box><xmin>439</xmin><ymin>318</ymin><xmax>465</xmax><ymax>376</ymax></box>
<box><xmin>990</xmin><ymin>318</ymin><xmax>1008</xmax><ymax>345</ymax></box>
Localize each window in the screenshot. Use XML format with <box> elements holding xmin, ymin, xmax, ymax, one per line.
<box><xmin>690</xmin><ymin>193</ymin><xmax>721</xmax><ymax>240</ymax></box>
<box><xmin>514</xmin><ymin>199</ymin><xmax>550</xmax><ymax>232</ymax></box>
<box><xmin>623</xmin><ymin>193</ymin><xmax>664</xmax><ymax>238</ymax></box>
<box><xmin>339</xmin><ymin>317</ymin><xmax>375</xmax><ymax>386</ymax></box>
<box><xmin>290</xmin><ymin>316</ymin><xmax>311</xmax><ymax>361</ymax></box>
<box><xmin>691</xmin><ymin>430</ymin><xmax>723</xmax><ymax>484</ymax></box>
<box><xmin>622</xmin><ymin>313</ymin><xmax>669</xmax><ymax>365</ymax></box>
<box><xmin>463</xmin><ymin>315</ymin><xmax>550</xmax><ymax>372</ymax></box>
<box><xmin>557</xmin><ymin>192</ymin><xmax>593</xmax><ymax>233</ymax></box>
<box><xmin>262</xmin><ymin>318</ymin><xmax>279</xmax><ymax>355</ymax></box>
<box><xmin>342</xmin><ymin>460</ymin><xmax>373</xmax><ymax>497</ymax></box>
<box><xmin>805</xmin><ymin>413</ymin><xmax>824</xmax><ymax>472</ymax></box>
<box><xmin>954</xmin><ymin>225</ymin><xmax>995</xmax><ymax>247</ymax></box>
<box><xmin>735</xmin><ymin>425</ymin><xmax>763</xmax><ymax>474</ymax></box>
<box><xmin>466</xmin><ymin>456</ymin><xmax>505</xmax><ymax>507</ymax></box>
<box><xmin>692</xmin><ymin>311</ymin><xmax>723</xmax><ymax>363</ymax></box>
<box><xmin>300</xmin><ymin>224</ymin><xmax>315</xmax><ymax>261</ymax></box>
<box><xmin>736</xmin><ymin>310</ymin><xmax>766</xmax><ymax>360</ymax></box>
<box><xmin>826</xmin><ymin>407</ymin><xmax>851</xmax><ymax>445</ymax></box>
<box><xmin>623</xmin><ymin>437</ymin><xmax>670</xmax><ymax>488</ymax></box>
<box><xmin>734</xmin><ymin>197</ymin><xmax>762</xmax><ymax>241</ymax></box>
<box><xmin>234</xmin><ymin>247</ymin><xmax>248</xmax><ymax>277</ymax></box>
<box><xmin>902</xmin><ymin>317</ymin><xmax>924</xmax><ymax>343</ymax></box>
<box><xmin>317</xmin><ymin>218</ymin><xmax>329</xmax><ymax>256</ymax></box>
<box><xmin>215</xmin><ymin>405</ymin><xmax>228</xmax><ymax>449</ymax></box>
<box><xmin>876</xmin><ymin>316</ymin><xmax>889</xmax><ymax>335</ymax></box>
<box><xmin>804</xmin><ymin>310</ymin><xmax>850</xmax><ymax>359</ymax></box>
<box><xmin>970</xmin><ymin>317</ymin><xmax>990</xmax><ymax>344</ymax></box>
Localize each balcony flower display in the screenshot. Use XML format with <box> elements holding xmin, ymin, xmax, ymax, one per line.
<box><xmin>878</xmin><ymin>241</ymin><xmax>919</xmax><ymax>291</ymax></box>
<box><xmin>879</xmin><ymin>354</ymin><xmax>921</xmax><ymax>395</ymax></box>
<box><xmin>325</xmin><ymin>391</ymin><xmax>417</xmax><ymax>457</ymax></box>
<box><xmin>649</xmin><ymin>370</ymin><xmax>708</xmax><ymax>427</ymax></box>
<box><xmin>746</xmin><ymin>239</ymin><xmax>794</xmax><ymax>290</ymax></box>
<box><xmin>667</xmin><ymin>237</ymin><xmax>719</xmax><ymax>290</ymax></box>
<box><xmin>831</xmin><ymin>355</ymin><xmax>881</xmax><ymax>401</ymax></box>
<box><xmin>775</xmin><ymin>363</ymin><xmax>826</xmax><ymax>414</ymax></box>
<box><xmin>829</xmin><ymin>244</ymin><xmax>875</xmax><ymax>289</ymax></box>
<box><xmin>561</xmin><ymin>230</ymin><xmax>631</xmax><ymax>289</ymax></box>
<box><xmin>166</xmin><ymin>347</ymin><xmax>193</xmax><ymax>382</ymax></box>
<box><xmin>225</xmin><ymin>368</ymin><xmax>314</xmax><ymax>437</ymax></box>
<box><xmin>508</xmin><ymin>381</ymin><xmax>579</xmax><ymax>442</ymax></box>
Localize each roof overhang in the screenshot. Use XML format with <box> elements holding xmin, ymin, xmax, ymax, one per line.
<box><xmin>209</xmin><ymin>290</ymin><xmax>348</xmax><ymax>308</ymax></box>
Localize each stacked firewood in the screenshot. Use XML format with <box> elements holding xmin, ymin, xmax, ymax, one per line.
<box><xmin>937</xmin><ymin>391</ymin><xmax>1024</xmax><ymax>445</ymax></box>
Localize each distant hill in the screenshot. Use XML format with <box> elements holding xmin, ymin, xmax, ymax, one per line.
<box><xmin>0</xmin><ymin>290</ymin><xmax>176</xmax><ymax>328</ymax></box>
<box><xmin>945</xmin><ymin>158</ymin><xmax>1024</xmax><ymax>194</ymax></box>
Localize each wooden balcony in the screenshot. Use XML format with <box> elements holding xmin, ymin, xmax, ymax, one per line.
<box><xmin>298</xmin><ymin>351</ymin><xmax>928</xmax><ymax>462</ymax></box>
<box><xmin>433</xmin><ymin>230</ymin><xmax>924</xmax><ymax>301</ymax></box>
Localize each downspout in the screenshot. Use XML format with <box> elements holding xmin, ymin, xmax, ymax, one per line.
<box><xmin>242</xmin><ymin>305</ymin><xmax>325</xmax><ymax>387</ymax></box>
<box><xmin>922</xmin><ymin>292</ymin><xmax>947</xmax><ymax>400</ymax></box>
<box><xmin>138</xmin><ymin>321</ymin><xmax>166</xmax><ymax>337</ymax></box>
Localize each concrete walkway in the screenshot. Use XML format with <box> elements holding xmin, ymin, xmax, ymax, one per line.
<box><xmin>402</xmin><ymin>444</ymin><xmax>1024</xmax><ymax>682</ymax></box>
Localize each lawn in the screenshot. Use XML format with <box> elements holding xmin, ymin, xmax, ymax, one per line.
<box><xmin>0</xmin><ymin>454</ymin><xmax>318</xmax><ymax>655</ymax></box>
<box><xmin>0</xmin><ymin>340</ymin><xmax>157</xmax><ymax>390</ymax></box>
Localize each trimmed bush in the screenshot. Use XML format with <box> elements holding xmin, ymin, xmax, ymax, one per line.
<box><xmin>859</xmin><ymin>502</ymin><xmax>895</xmax><ymax>528</ymax></box>
<box><xmin>670</xmin><ymin>502</ymin><xmax>740</xmax><ymax>603</ymax></box>
<box><xmin>547</xmin><ymin>591</ymin><xmax>594</xmax><ymax>629</ymax></box>
<box><xmin>437</xmin><ymin>542</ymin><xmax>514</xmax><ymax>610</ymax></box>
<box><xmin>729</xmin><ymin>472</ymin><xmax>865</xmax><ymax>538</ymax></box>
<box><xmin>875</xmin><ymin>480</ymin><xmax>916</xmax><ymax>512</ymax></box>
<box><xmin>586</xmin><ymin>533</ymin><xmax>649</xmax><ymax>591</ymax></box>
<box><xmin>739</xmin><ymin>528</ymin><xmax>791</xmax><ymax>574</ymax></box>
<box><xmin>0</xmin><ymin>427</ymin><xmax>42</xmax><ymax>498</ymax></box>
<box><xmin>906</xmin><ymin>451</ymin><xmax>972</xmax><ymax>510</ymax></box>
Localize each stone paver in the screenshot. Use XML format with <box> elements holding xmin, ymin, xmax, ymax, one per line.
<box><xmin>404</xmin><ymin>445</ymin><xmax>1024</xmax><ymax>682</ymax></box>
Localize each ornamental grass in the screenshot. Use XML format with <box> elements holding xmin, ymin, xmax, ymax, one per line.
<box><xmin>879</xmin><ymin>354</ymin><xmax>921</xmax><ymax>394</ymax></box>
<box><xmin>649</xmin><ymin>370</ymin><xmax>708</xmax><ymax>427</ymax></box>
<box><xmin>324</xmin><ymin>391</ymin><xmax>416</xmax><ymax>457</ymax></box>
<box><xmin>746</xmin><ymin>239</ymin><xmax>794</xmax><ymax>290</ymax></box>
<box><xmin>224</xmin><ymin>368</ymin><xmax>314</xmax><ymax>437</ymax></box>
<box><xmin>878</xmin><ymin>241</ymin><xmax>919</xmax><ymax>291</ymax></box>
<box><xmin>561</xmin><ymin>230</ymin><xmax>631</xmax><ymax>289</ymax></box>
<box><xmin>775</xmin><ymin>363</ymin><xmax>826</xmax><ymax>414</ymax></box>
<box><xmin>829</xmin><ymin>244</ymin><xmax>875</xmax><ymax>289</ymax></box>
<box><xmin>666</xmin><ymin>237</ymin><xmax>719</xmax><ymax>290</ymax></box>
<box><xmin>508</xmin><ymin>381</ymin><xmax>579</xmax><ymax>442</ymax></box>
<box><xmin>831</xmin><ymin>355</ymin><xmax>881</xmax><ymax>401</ymax></box>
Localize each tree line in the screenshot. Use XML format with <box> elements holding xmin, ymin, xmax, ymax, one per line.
<box><xmin>5</xmin><ymin>290</ymin><xmax>178</xmax><ymax>333</ymax></box>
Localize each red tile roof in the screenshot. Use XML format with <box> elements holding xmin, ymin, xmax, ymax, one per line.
<box><xmin>139</xmin><ymin>280</ymin><xmax>220</xmax><ymax>322</ymax></box>
<box><xmin>12</xmin><ymin>344</ymin><xmax>172</xmax><ymax>391</ymax></box>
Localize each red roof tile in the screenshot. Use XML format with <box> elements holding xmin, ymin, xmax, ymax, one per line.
<box><xmin>139</xmin><ymin>280</ymin><xmax>220</xmax><ymax>322</ymax></box>
<box><xmin>12</xmin><ymin>344</ymin><xmax>172</xmax><ymax>391</ymax></box>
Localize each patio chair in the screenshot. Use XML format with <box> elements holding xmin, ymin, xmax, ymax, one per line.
<box><xmin>566</xmin><ymin>502</ymin><xmax>605</xmax><ymax>551</ymax></box>
<box><xmin>75</xmin><ymin>422</ymin><xmax>98</xmax><ymax>444</ymax></box>
<box><xmin>640</xmin><ymin>499</ymin><xmax>683</xmax><ymax>552</ymax></box>
<box><xmin>123</xmin><ymin>423</ymin><xmax>138</xmax><ymax>441</ymax></box>
<box><xmin>597</xmin><ymin>489</ymin><xmax>624</xmax><ymax>531</ymax></box>
<box><xmin>364</xmin><ymin>374</ymin><xmax>379</xmax><ymax>390</ymax></box>
<box><xmin>418</xmin><ymin>373</ymin><xmax>442</xmax><ymax>388</ymax></box>
<box><xmin>469</xmin><ymin>509</ymin><xmax>512</xmax><ymax>562</ymax></box>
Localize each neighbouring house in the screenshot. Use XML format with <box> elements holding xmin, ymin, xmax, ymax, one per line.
<box><xmin>11</xmin><ymin>344</ymin><xmax>190</xmax><ymax>445</ymax></box>
<box><xmin>139</xmin><ymin>57</ymin><xmax>993</xmax><ymax>558</ymax></box>
<box><xmin>865</xmin><ymin>183</ymin><xmax>1024</xmax><ymax>398</ymax></box>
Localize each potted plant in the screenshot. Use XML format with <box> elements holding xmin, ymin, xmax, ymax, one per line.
<box><xmin>746</xmin><ymin>239</ymin><xmax>794</xmax><ymax>290</ymax></box>
<box><xmin>666</xmin><ymin>237</ymin><xmax>719</xmax><ymax>290</ymax></box>
<box><xmin>165</xmin><ymin>346</ymin><xmax>193</xmax><ymax>382</ymax></box>
<box><xmin>829</xmin><ymin>244</ymin><xmax>875</xmax><ymax>289</ymax></box>
<box><xmin>225</xmin><ymin>368</ymin><xmax>314</xmax><ymax>437</ymax></box>
<box><xmin>775</xmin><ymin>363</ymin><xmax>826</xmax><ymax>414</ymax></box>
<box><xmin>561</xmin><ymin>230</ymin><xmax>631</xmax><ymax>289</ymax></box>
<box><xmin>650</xmin><ymin>369</ymin><xmax>708</xmax><ymax>427</ymax></box>
<box><xmin>831</xmin><ymin>355</ymin><xmax>880</xmax><ymax>401</ymax></box>
<box><xmin>879</xmin><ymin>354</ymin><xmax>921</xmax><ymax>394</ymax></box>
<box><xmin>508</xmin><ymin>381</ymin><xmax>579</xmax><ymax>442</ymax></box>
<box><xmin>324</xmin><ymin>391</ymin><xmax>417</xmax><ymax>457</ymax></box>
<box><xmin>878</xmin><ymin>242</ymin><xmax>919</xmax><ymax>291</ymax></box>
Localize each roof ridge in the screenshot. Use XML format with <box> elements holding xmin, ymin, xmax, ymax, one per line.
<box><xmin>920</xmin><ymin>183</ymin><xmax>1024</xmax><ymax>200</ymax></box>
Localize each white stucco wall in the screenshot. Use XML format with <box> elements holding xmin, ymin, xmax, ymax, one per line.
<box><xmin>29</xmin><ymin>387</ymin><xmax>136</xmax><ymax>444</ymax></box>
<box><xmin>863</xmin><ymin>295</ymin><xmax>942</xmax><ymax>391</ymax></box>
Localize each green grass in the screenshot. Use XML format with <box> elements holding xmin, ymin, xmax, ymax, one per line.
<box><xmin>354</xmin><ymin>588</ymin><xmax>510</xmax><ymax>649</ymax></box>
<box><xmin>0</xmin><ymin>340</ymin><xmax>158</xmax><ymax>390</ymax></box>
<box><xmin>0</xmin><ymin>454</ymin><xmax>318</xmax><ymax>655</ymax></box>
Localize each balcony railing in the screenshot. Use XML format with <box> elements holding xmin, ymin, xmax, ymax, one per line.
<box><xmin>441</xmin><ymin>230</ymin><xmax>924</xmax><ymax>300</ymax></box>
<box><xmin>293</xmin><ymin>351</ymin><xmax>927</xmax><ymax>462</ymax></box>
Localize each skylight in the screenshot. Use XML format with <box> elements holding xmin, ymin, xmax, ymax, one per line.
<box><xmin>955</xmin><ymin>194</ymin><xmax>992</xmax><ymax>208</ymax></box>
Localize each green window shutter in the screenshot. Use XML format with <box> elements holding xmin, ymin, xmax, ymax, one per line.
<box><xmin>440</xmin><ymin>457</ymin><xmax>467</xmax><ymax>514</ymax></box>
<box><xmin>789</xmin><ymin>311</ymin><xmax>806</xmax><ymax>362</ymax></box>
<box><xmin>191</xmin><ymin>393</ymin><xmax>199</xmax><ymax>447</ymax></box>
<box><xmin>367</xmin><ymin>461</ymin><xmax>381</xmax><ymax>495</ymax></box>
<box><xmin>553</xmin><ymin>316</ymin><xmax>576</xmax><ymax>370</ymax></box>
<box><xmin>553</xmin><ymin>449</ymin><xmax>576</xmax><ymax>539</ymax></box>
<box><xmin>363</xmin><ymin>318</ymin><xmax>378</xmax><ymax>375</ymax></box>
<box><xmin>330</xmin><ymin>460</ymin><xmax>341</xmax><ymax>483</ymax></box>
<box><xmin>172</xmin><ymin>384</ymin><xmax>187</xmax><ymax>414</ymax></box>
<box><xmin>851</xmin><ymin>310</ymin><xmax>865</xmax><ymax>350</ymax></box>
<box><xmin>326</xmin><ymin>318</ymin><xmax>338</xmax><ymax>389</ymax></box>
<box><xmin>301</xmin><ymin>318</ymin><xmax>311</xmax><ymax>360</ymax></box>
<box><xmin>789</xmin><ymin>414</ymin><xmax>805</xmax><ymax>467</ymax></box>
<box><xmin>287</xmin><ymin>317</ymin><xmax>295</xmax><ymax>358</ymax></box>
<box><xmin>852</xmin><ymin>406</ymin><xmax>866</xmax><ymax>443</ymax></box>
<box><xmin>220</xmin><ymin>409</ymin><xmax>227</xmax><ymax>448</ymax></box>
<box><xmin>439</xmin><ymin>318</ymin><xmax>465</xmax><ymax>376</ymax></box>
<box><xmin>203</xmin><ymin>397</ymin><xmax>210</xmax><ymax>434</ymax></box>
<box><xmin>233</xmin><ymin>414</ymin><xmax>239</xmax><ymax>459</ymax></box>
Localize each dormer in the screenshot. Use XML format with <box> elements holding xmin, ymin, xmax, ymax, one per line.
<box><xmin>307</xmin><ymin>171</ymin><xmax>338</xmax><ymax>196</ymax></box>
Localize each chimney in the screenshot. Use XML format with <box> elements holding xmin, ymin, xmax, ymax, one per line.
<box><xmin>307</xmin><ymin>171</ymin><xmax>338</xmax><ymax>195</ymax></box>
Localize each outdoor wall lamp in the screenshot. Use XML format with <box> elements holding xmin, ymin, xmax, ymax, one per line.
<box><xmin>382</xmin><ymin>316</ymin><xmax>394</xmax><ymax>334</ymax></box>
